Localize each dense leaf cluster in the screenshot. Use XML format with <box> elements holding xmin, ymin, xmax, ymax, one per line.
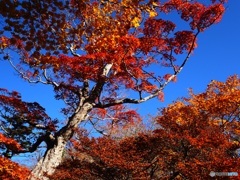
<box><xmin>51</xmin><ymin>76</ymin><xmax>240</xmax><ymax>179</ymax></box>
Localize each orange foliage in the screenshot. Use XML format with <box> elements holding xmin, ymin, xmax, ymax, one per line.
<box><xmin>51</xmin><ymin>75</ymin><xmax>239</xmax><ymax>179</ymax></box>
<box><xmin>0</xmin><ymin>133</ymin><xmax>29</xmax><ymax>180</ymax></box>
<box><xmin>153</xmin><ymin>76</ymin><xmax>240</xmax><ymax>179</ymax></box>
<box><xmin>0</xmin><ymin>156</ymin><xmax>29</xmax><ymax>180</ymax></box>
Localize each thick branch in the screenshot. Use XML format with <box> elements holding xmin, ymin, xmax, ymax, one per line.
<box><xmin>95</xmin><ymin>92</ymin><xmax>159</xmax><ymax>108</ymax></box>
<box><xmin>17</xmin><ymin>132</ymin><xmax>55</xmax><ymax>154</ymax></box>
<box><xmin>56</xmin><ymin>102</ymin><xmax>93</xmax><ymax>141</ymax></box>
<box><xmin>82</xmin><ymin>79</ymin><xmax>89</xmax><ymax>98</ymax></box>
<box><xmin>88</xmin><ymin>63</ymin><xmax>113</xmax><ymax>102</ymax></box>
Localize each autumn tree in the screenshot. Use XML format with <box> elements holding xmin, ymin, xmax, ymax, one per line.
<box><xmin>152</xmin><ymin>75</ymin><xmax>240</xmax><ymax>179</ymax></box>
<box><xmin>51</xmin><ymin>75</ymin><xmax>240</xmax><ymax>180</ymax></box>
<box><xmin>0</xmin><ymin>0</ymin><xmax>227</xmax><ymax>179</ymax></box>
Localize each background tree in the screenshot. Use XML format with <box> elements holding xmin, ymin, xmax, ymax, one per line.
<box><xmin>0</xmin><ymin>88</ymin><xmax>57</xmax><ymax>157</ymax></box>
<box><xmin>0</xmin><ymin>0</ymin><xmax>227</xmax><ymax>179</ymax></box>
<box><xmin>50</xmin><ymin>75</ymin><xmax>240</xmax><ymax>180</ymax></box>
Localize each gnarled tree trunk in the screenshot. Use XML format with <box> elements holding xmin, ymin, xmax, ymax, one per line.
<box><xmin>29</xmin><ymin>103</ymin><xmax>93</xmax><ymax>180</ymax></box>
<box><xmin>29</xmin><ymin>136</ymin><xmax>67</xmax><ymax>180</ymax></box>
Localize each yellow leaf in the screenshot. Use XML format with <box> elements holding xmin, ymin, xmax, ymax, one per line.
<box><xmin>149</xmin><ymin>10</ymin><xmax>157</xmax><ymax>18</ymax></box>
<box><xmin>131</xmin><ymin>17</ymin><xmax>140</xmax><ymax>28</ymax></box>
<box><xmin>152</xmin><ymin>2</ymin><xmax>159</xmax><ymax>7</ymax></box>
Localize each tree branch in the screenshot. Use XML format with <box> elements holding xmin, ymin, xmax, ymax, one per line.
<box><xmin>69</xmin><ymin>44</ymin><xmax>81</xmax><ymax>57</ymax></box>
<box><xmin>95</xmin><ymin>31</ymin><xmax>200</xmax><ymax>108</ymax></box>
<box><xmin>88</xmin><ymin>63</ymin><xmax>113</xmax><ymax>102</ymax></box>
<box><xmin>7</xmin><ymin>57</ymin><xmax>59</xmax><ymax>88</ymax></box>
<box><xmin>89</xmin><ymin>119</ymin><xmax>108</xmax><ymax>136</ymax></box>
<box><xmin>17</xmin><ymin>132</ymin><xmax>55</xmax><ymax>154</ymax></box>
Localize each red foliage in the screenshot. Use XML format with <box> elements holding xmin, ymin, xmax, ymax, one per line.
<box><xmin>0</xmin><ymin>133</ymin><xmax>22</xmax><ymax>153</ymax></box>
<box><xmin>157</xmin><ymin>91</ymin><xmax>164</xmax><ymax>102</ymax></box>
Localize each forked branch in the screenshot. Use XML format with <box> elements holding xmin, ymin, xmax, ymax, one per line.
<box><xmin>95</xmin><ymin>31</ymin><xmax>200</xmax><ymax>108</ymax></box>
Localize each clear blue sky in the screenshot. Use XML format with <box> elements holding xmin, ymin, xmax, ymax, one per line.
<box><xmin>0</xmin><ymin>0</ymin><xmax>239</xmax><ymax>166</ymax></box>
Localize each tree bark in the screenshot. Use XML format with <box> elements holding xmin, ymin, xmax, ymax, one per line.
<box><xmin>29</xmin><ymin>136</ymin><xmax>67</xmax><ymax>180</ymax></box>
<box><xmin>29</xmin><ymin>102</ymin><xmax>93</xmax><ymax>180</ymax></box>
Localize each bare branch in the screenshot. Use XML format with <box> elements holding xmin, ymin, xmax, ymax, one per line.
<box><xmin>8</xmin><ymin>58</ymin><xmax>43</xmax><ymax>83</ymax></box>
<box><xmin>169</xmin><ymin>49</ymin><xmax>178</xmax><ymax>73</ymax></box>
<box><xmin>142</xmin><ymin>69</ymin><xmax>161</xmax><ymax>85</ymax></box>
<box><xmin>89</xmin><ymin>119</ymin><xmax>109</xmax><ymax>136</ymax></box>
<box><xmin>7</xmin><ymin>57</ymin><xmax>59</xmax><ymax>88</ymax></box>
<box><xmin>0</xmin><ymin>123</ymin><xmax>9</xmax><ymax>134</ymax></box>
<box><xmin>43</xmin><ymin>69</ymin><xmax>59</xmax><ymax>87</ymax></box>
<box><xmin>69</xmin><ymin>44</ymin><xmax>81</xmax><ymax>57</ymax></box>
